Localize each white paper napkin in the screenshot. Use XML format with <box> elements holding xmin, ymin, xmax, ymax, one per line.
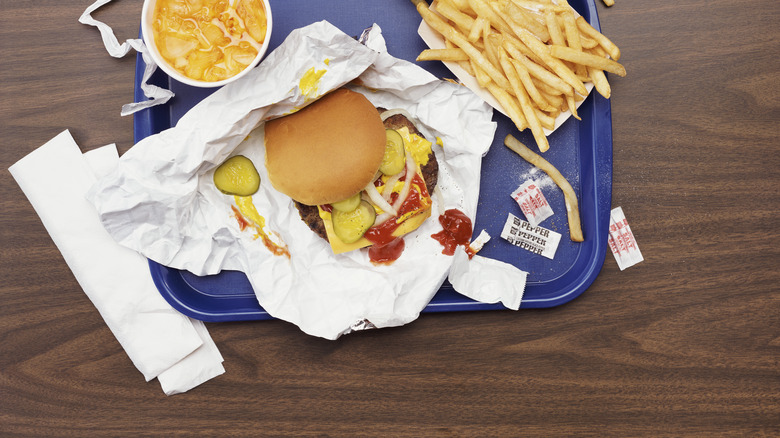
<box><xmin>9</xmin><ymin>130</ymin><xmax>224</xmax><ymax>395</ymax></box>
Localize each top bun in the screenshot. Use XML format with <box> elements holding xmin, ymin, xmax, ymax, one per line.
<box><xmin>264</xmin><ymin>89</ymin><xmax>386</xmax><ymax>206</ymax></box>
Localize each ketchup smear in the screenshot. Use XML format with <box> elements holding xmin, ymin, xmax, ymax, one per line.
<box><xmin>431</xmin><ymin>208</ymin><xmax>475</xmax><ymax>259</ymax></box>
<box><xmin>368</xmin><ymin>237</ymin><xmax>405</xmax><ymax>265</ymax></box>
<box><xmin>364</xmin><ymin>173</ymin><xmax>428</xmax><ymax>264</ymax></box>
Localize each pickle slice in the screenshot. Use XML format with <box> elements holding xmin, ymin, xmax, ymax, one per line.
<box><xmin>331</xmin><ymin>192</ymin><xmax>362</xmax><ymax>212</ymax></box>
<box><xmin>213</xmin><ymin>155</ymin><xmax>260</xmax><ymax>196</ymax></box>
<box><xmin>380</xmin><ymin>129</ymin><xmax>406</xmax><ymax>176</ymax></box>
<box><xmin>332</xmin><ymin>200</ymin><xmax>376</xmax><ymax>244</ymax></box>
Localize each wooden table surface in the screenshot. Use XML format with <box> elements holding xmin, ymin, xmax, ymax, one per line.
<box><xmin>2</xmin><ymin>0</ymin><xmax>778</xmax><ymax>436</ymax></box>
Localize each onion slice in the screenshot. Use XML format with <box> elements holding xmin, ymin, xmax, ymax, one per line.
<box><xmin>380</xmin><ymin>108</ymin><xmax>416</xmax><ymax>122</ymax></box>
<box><xmin>382</xmin><ymin>171</ymin><xmax>403</xmax><ymax>203</ymax></box>
<box><xmin>364</xmin><ymin>180</ymin><xmax>397</xmax><ymax>216</ymax></box>
<box><xmin>391</xmin><ymin>147</ymin><xmax>416</xmax><ymax>212</ymax></box>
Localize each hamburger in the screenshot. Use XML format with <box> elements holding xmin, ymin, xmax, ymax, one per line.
<box><xmin>264</xmin><ymin>88</ymin><xmax>438</xmax><ymax>260</ymax></box>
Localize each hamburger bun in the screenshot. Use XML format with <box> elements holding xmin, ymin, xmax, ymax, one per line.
<box><xmin>264</xmin><ymin>89</ymin><xmax>386</xmax><ymax>206</ymax></box>
<box><xmin>295</xmin><ymin>108</ymin><xmax>439</xmax><ymax>245</ymax></box>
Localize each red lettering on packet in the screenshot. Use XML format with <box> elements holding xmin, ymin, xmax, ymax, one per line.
<box><xmin>511</xmin><ymin>180</ymin><xmax>554</xmax><ymax>227</ymax></box>
<box><xmin>608</xmin><ymin>207</ymin><xmax>643</xmax><ymax>270</ymax></box>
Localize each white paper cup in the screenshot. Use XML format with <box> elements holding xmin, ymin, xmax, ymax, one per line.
<box><xmin>141</xmin><ymin>0</ymin><xmax>273</xmax><ymax>88</ymax></box>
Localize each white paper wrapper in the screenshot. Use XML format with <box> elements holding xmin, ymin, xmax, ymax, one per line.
<box><xmin>79</xmin><ymin>0</ymin><xmax>174</xmax><ymax>115</ymax></box>
<box><xmin>88</xmin><ymin>21</ymin><xmax>527</xmax><ymax>340</ymax></box>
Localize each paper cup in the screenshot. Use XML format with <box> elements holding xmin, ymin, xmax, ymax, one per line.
<box><xmin>141</xmin><ymin>0</ymin><xmax>273</xmax><ymax>88</ymax></box>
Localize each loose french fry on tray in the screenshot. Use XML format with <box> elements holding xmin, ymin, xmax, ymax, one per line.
<box><xmin>411</xmin><ymin>0</ymin><xmax>624</xmax><ymax>153</ymax></box>
<box><xmin>504</xmin><ymin>135</ymin><xmax>584</xmax><ymax>242</ymax></box>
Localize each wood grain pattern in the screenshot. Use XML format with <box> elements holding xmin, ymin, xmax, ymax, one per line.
<box><xmin>1</xmin><ymin>0</ymin><xmax>778</xmax><ymax>436</ymax></box>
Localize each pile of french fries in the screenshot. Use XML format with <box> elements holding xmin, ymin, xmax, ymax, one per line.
<box><xmin>413</xmin><ymin>0</ymin><xmax>624</xmax><ymax>152</ymax></box>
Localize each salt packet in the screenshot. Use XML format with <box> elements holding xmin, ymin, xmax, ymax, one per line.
<box><xmin>511</xmin><ymin>180</ymin><xmax>554</xmax><ymax>227</ymax></box>
<box><xmin>500</xmin><ymin>213</ymin><xmax>562</xmax><ymax>260</ymax></box>
<box><xmin>607</xmin><ymin>207</ymin><xmax>643</xmax><ymax>270</ymax></box>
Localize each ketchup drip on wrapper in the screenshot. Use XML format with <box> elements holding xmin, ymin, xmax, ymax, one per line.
<box><xmin>368</xmin><ymin>237</ymin><xmax>406</xmax><ymax>265</ymax></box>
<box><xmin>432</xmin><ymin>208</ymin><xmax>476</xmax><ymax>259</ymax></box>
<box><xmin>365</xmin><ymin>228</ymin><xmax>406</xmax><ymax>265</ymax></box>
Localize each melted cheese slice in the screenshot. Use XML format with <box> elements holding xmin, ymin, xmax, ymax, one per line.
<box><xmin>319</xmin><ymin>204</ymin><xmax>431</xmax><ymax>254</ymax></box>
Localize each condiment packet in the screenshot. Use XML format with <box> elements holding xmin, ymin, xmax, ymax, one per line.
<box><xmin>79</xmin><ymin>0</ymin><xmax>174</xmax><ymax>115</ymax></box>
<box><xmin>449</xmin><ymin>251</ymin><xmax>527</xmax><ymax>311</ymax></box>
<box><xmin>500</xmin><ymin>213</ymin><xmax>562</xmax><ymax>260</ymax></box>
<box><xmin>511</xmin><ymin>180</ymin><xmax>554</xmax><ymax>227</ymax></box>
<box><xmin>607</xmin><ymin>207</ymin><xmax>643</xmax><ymax>270</ymax></box>
<box><xmin>9</xmin><ymin>130</ymin><xmax>223</xmax><ymax>395</ymax></box>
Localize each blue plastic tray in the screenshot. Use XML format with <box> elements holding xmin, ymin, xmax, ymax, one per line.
<box><xmin>135</xmin><ymin>0</ymin><xmax>612</xmax><ymax>322</ymax></box>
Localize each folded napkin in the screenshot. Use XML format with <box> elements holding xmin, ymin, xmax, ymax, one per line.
<box><xmin>9</xmin><ymin>130</ymin><xmax>224</xmax><ymax>395</ymax></box>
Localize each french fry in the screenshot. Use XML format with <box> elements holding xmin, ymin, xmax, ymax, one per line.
<box><xmin>504</xmin><ymin>135</ymin><xmax>584</xmax><ymax>242</ymax></box>
<box><xmin>499</xmin><ymin>50</ymin><xmax>549</xmax><ymax>152</ymax></box>
<box><xmin>502</xmin><ymin>33</ymin><xmax>546</xmax><ymax>66</ymax></box>
<box><xmin>467</xmin><ymin>0</ymin><xmax>514</xmax><ymax>36</ymax></box>
<box><xmin>458</xmin><ymin>59</ymin><xmax>476</xmax><ymax>75</ymax></box>
<box><xmin>603</xmin><ymin>0</ymin><xmax>615</xmax><ymax>7</ymax></box>
<box><xmin>575</xmin><ymin>16</ymin><xmax>620</xmax><ymax>60</ymax></box>
<box><xmin>565</xmin><ymin>94</ymin><xmax>580</xmax><ymax>120</ymax></box>
<box><xmin>587</xmin><ymin>66</ymin><xmax>611</xmax><ymax>98</ymax></box>
<box><xmin>545</xmin><ymin>9</ymin><xmax>566</xmax><ymax>47</ymax></box>
<box><xmin>536</xmin><ymin>85</ymin><xmax>565</xmax><ymax>109</ymax></box>
<box><xmin>484</xmin><ymin>32</ymin><xmax>501</xmax><ymax>68</ymax></box>
<box><xmin>508</xmin><ymin>58</ymin><xmax>554</xmax><ymax>112</ymax></box>
<box><xmin>417</xmin><ymin>48</ymin><xmax>470</xmax><ymax>62</ymax></box>
<box><xmin>561</xmin><ymin>11</ymin><xmax>587</xmax><ymax>77</ymax></box>
<box><xmin>486</xmin><ymin>82</ymin><xmax>528</xmax><ymax>131</ymax></box>
<box><xmin>533</xmin><ymin>106</ymin><xmax>556</xmax><ymax>130</ymax></box>
<box><xmin>509</xmin><ymin>0</ymin><xmax>568</xmax><ymax>13</ymax></box>
<box><xmin>579</xmin><ymin>34</ymin><xmax>599</xmax><ymax>49</ymax></box>
<box><xmin>508</xmin><ymin>45</ymin><xmax>574</xmax><ymax>96</ymax></box>
<box><xmin>468</xmin><ymin>16</ymin><xmax>489</xmax><ymax>42</ymax></box>
<box><xmin>549</xmin><ymin>45</ymin><xmax>626</xmax><ymax>77</ymax></box>
<box><xmin>443</xmin><ymin>0</ymin><xmax>473</xmax><ymax>13</ymax></box>
<box><xmin>500</xmin><ymin>1</ymin><xmax>550</xmax><ymax>43</ymax></box>
<box><xmin>436</xmin><ymin>0</ymin><xmax>476</xmax><ymax>32</ymax></box>
<box><xmin>414</xmin><ymin>1</ymin><xmax>512</xmax><ymax>90</ymax></box>
<box><xmin>471</xmin><ymin>59</ymin><xmax>492</xmax><ymax>87</ymax></box>
<box><xmin>513</xmin><ymin>27</ymin><xmax>588</xmax><ymax>95</ymax></box>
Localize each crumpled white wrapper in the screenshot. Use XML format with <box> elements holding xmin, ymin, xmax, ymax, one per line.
<box><xmin>79</xmin><ymin>0</ymin><xmax>174</xmax><ymax>115</ymax></box>
<box><xmin>87</xmin><ymin>21</ymin><xmax>527</xmax><ymax>340</ymax></box>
